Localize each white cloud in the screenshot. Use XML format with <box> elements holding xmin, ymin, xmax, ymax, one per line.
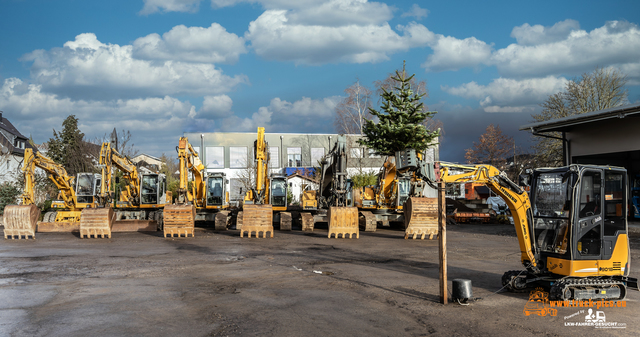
<box><xmin>493</xmin><ymin>20</ymin><xmax>640</xmax><ymax>78</ymax></box>
<box><xmin>21</xmin><ymin>33</ymin><xmax>249</xmax><ymax>100</ymax></box>
<box><xmin>140</xmin><ymin>0</ymin><xmax>201</xmax><ymax>15</ymax></box>
<box><xmin>510</xmin><ymin>19</ymin><xmax>580</xmax><ymax>46</ymax></box>
<box><xmin>401</xmin><ymin>4</ymin><xmax>428</xmax><ymax>20</ymax></box>
<box><xmin>199</xmin><ymin>95</ymin><xmax>234</xmax><ymax>118</ymax></box>
<box><xmin>423</xmin><ymin>35</ymin><xmax>493</xmax><ymax>72</ymax></box>
<box><xmin>246</xmin><ymin>10</ymin><xmax>433</xmax><ymax>64</ymax></box>
<box><xmin>0</xmin><ymin>77</ymin><xmax>195</xmax><ymax>154</ymax></box>
<box><xmin>132</xmin><ymin>23</ymin><xmax>247</xmax><ymax>64</ymax></box>
<box><xmin>285</xmin><ymin>0</ymin><xmax>393</xmax><ymax>27</ymax></box>
<box><xmin>442</xmin><ymin>76</ymin><xmax>568</xmax><ymax>112</ymax></box>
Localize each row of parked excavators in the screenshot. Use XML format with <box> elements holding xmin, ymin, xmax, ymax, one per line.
<box><xmin>3</xmin><ymin>127</ymin><xmax>638</xmax><ymax>300</ymax></box>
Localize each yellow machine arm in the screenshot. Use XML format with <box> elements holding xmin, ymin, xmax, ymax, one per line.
<box><xmin>177</xmin><ymin>137</ymin><xmax>205</xmax><ymax>205</ymax></box>
<box><xmin>439</xmin><ymin>163</ymin><xmax>539</xmax><ymax>270</ymax></box>
<box><xmin>245</xmin><ymin>127</ymin><xmax>270</xmax><ymax>204</ymax></box>
<box><xmin>21</xmin><ymin>148</ymin><xmax>78</xmax><ymax>210</ymax></box>
<box><xmin>99</xmin><ymin>142</ymin><xmax>140</xmax><ymax>206</ymax></box>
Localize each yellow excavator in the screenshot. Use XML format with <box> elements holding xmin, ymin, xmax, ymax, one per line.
<box><xmin>300</xmin><ymin>135</ymin><xmax>359</xmax><ymax>238</ymax></box>
<box><xmin>163</xmin><ymin>137</ymin><xmax>230</xmax><ymax>237</ymax></box>
<box><xmin>80</xmin><ymin>142</ymin><xmax>169</xmax><ymax>238</ymax></box>
<box><xmin>3</xmin><ymin>148</ymin><xmax>101</xmax><ymax>239</ymax></box>
<box><xmin>354</xmin><ymin>148</ymin><xmax>439</xmax><ymax>239</ymax></box>
<box><xmin>438</xmin><ymin>162</ymin><xmax>638</xmax><ymax>300</ymax></box>
<box><xmin>239</xmin><ymin>127</ymin><xmax>290</xmax><ymax>238</ymax></box>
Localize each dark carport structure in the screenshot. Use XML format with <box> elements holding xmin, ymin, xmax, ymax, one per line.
<box><xmin>519</xmin><ymin>102</ymin><xmax>640</xmax><ymax>171</ymax></box>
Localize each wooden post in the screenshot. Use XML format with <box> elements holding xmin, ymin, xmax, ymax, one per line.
<box><xmin>438</xmin><ymin>180</ymin><xmax>447</xmax><ymax>304</ymax></box>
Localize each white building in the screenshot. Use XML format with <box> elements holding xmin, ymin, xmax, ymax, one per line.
<box><xmin>0</xmin><ymin>112</ymin><xmax>36</xmax><ymax>185</ymax></box>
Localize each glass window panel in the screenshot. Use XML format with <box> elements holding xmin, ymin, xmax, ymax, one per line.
<box><xmin>206</xmin><ymin>147</ymin><xmax>224</xmax><ymax>168</ymax></box>
<box><xmin>230</xmin><ymin>147</ymin><xmax>248</xmax><ymax>168</ymax></box>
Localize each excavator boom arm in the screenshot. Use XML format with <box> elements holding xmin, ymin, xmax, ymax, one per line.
<box><xmin>23</xmin><ymin>148</ymin><xmax>78</xmax><ymax>210</ymax></box>
<box><xmin>440</xmin><ymin>164</ymin><xmax>538</xmax><ymax>270</ymax></box>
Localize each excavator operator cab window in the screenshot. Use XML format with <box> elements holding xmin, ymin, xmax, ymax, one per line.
<box><xmin>270</xmin><ymin>178</ymin><xmax>287</xmax><ymax>207</ymax></box>
<box><xmin>396</xmin><ymin>178</ymin><xmax>410</xmax><ymax>208</ymax></box>
<box><xmin>141</xmin><ymin>175</ymin><xmax>158</xmax><ymax>205</ymax></box>
<box><xmin>207</xmin><ymin>177</ymin><xmax>224</xmax><ymax>206</ymax></box>
<box><xmin>575</xmin><ymin>170</ymin><xmax>602</xmax><ymax>258</ymax></box>
<box><xmin>76</xmin><ymin>173</ymin><xmax>96</xmax><ymax>204</ymax></box>
<box><xmin>531</xmin><ymin>171</ymin><xmax>574</xmax><ymax>256</ymax></box>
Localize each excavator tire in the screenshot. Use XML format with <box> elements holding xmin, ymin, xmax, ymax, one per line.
<box><xmin>214</xmin><ymin>211</ymin><xmax>230</xmax><ymax>230</ymax></box>
<box><xmin>280</xmin><ymin>212</ymin><xmax>292</xmax><ymax>231</ymax></box>
<box><xmin>79</xmin><ymin>208</ymin><xmax>115</xmax><ymax>239</ymax></box>
<box><xmin>328</xmin><ymin>207</ymin><xmax>359</xmax><ymax>239</ymax></box>
<box><xmin>300</xmin><ymin>212</ymin><xmax>314</xmax><ymax>231</ymax></box>
<box><xmin>3</xmin><ymin>205</ymin><xmax>39</xmax><ymax>239</ymax></box>
<box><xmin>240</xmin><ymin>204</ymin><xmax>273</xmax><ymax>238</ymax></box>
<box><xmin>404</xmin><ymin>197</ymin><xmax>438</xmax><ymax>240</ymax></box>
<box><xmin>163</xmin><ymin>205</ymin><xmax>195</xmax><ymax>238</ymax></box>
<box><xmin>359</xmin><ymin>211</ymin><xmax>377</xmax><ymax>232</ymax></box>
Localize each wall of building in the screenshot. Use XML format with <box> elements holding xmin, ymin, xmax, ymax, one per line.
<box><xmin>567</xmin><ymin>117</ymin><xmax>640</xmax><ymax>158</ymax></box>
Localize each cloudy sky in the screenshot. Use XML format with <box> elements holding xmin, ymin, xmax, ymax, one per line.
<box><xmin>1</xmin><ymin>0</ymin><xmax>639</xmax><ymax>162</ymax></box>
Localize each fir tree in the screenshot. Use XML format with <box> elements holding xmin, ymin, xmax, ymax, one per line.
<box><xmin>358</xmin><ymin>62</ymin><xmax>439</xmax><ymax>156</ymax></box>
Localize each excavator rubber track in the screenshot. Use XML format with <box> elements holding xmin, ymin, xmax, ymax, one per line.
<box><xmin>3</xmin><ymin>204</ymin><xmax>39</xmax><ymax>239</ymax></box>
<box><xmin>163</xmin><ymin>204</ymin><xmax>195</xmax><ymax>238</ymax></box>
<box><xmin>240</xmin><ymin>204</ymin><xmax>273</xmax><ymax>238</ymax></box>
<box><xmin>403</xmin><ymin>197</ymin><xmax>438</xmax><ymax>240</ymax></box>
<box><xmin>359</xmin><ymin>211</ymin><xmax>377</xmax><ymax>232</ymax></box>
<box><xmin>79</xmin><ymin>208</ymin><xmax>115</xmax><ymax>239</ymax></box>
<box><xmin>328</xmin><ymin>207</ymin><xmax>359</xmax><ymax>239</ymax></box>
<box><xmin>300</xmin><ymin>212</ymin><xmax>314</xmax><ymax>231</ymax></box>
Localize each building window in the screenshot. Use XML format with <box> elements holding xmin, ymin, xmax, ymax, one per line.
<box><xmin>311</xmin><ymin>148</ymin><xmax>325</xmax><ymax>166</ymax></box>
<box><xmin>288</xmin><ymin>147</ymin><xmax>302</xmax><ymax>167</ymax></box>
<box><xmin>230</xmin><ymin>147</ymin><xmax>248</xmax><ymax>168</ymax></box>
<box><xmin>269</xmin><ymin>147</ymin><xmax>279</xmax><ymax>168</ymax></box>
<box><xmin>206</xmin><ymin>147</ymin><xmax>224</xmax><ymax>168</ymax></box>
<box><xmin>350</xmin><ymin>148</ymin><xmax>363</xmax><ymax>158</ymax></box>
<box><xmin>368</xmin><ymin>149</ymin><xmax>380</xmax><ymax>158</ymax></box>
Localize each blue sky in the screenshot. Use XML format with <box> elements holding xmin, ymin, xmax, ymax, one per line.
<box><xmin>1</xmin><ymin>0</ymin><xmax>639</xmax><ymax>162</ymax></box>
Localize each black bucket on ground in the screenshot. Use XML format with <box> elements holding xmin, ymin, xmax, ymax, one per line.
<box><xmin>452</xmin><ymin>279</ymin><xmax>473</xmax><ymax>302</ymax></box>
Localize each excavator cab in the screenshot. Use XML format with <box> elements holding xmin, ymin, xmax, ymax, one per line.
<box><xmin>270</xmin><ymin>174</ymin><xmax>288</xmax><ymax>210</ymax></box>
<box><xmin>140</xmin><ymin>173</ymin><xmax>166</xmax><ymax>205</ymax></box>
<box><xmin>206</xmin><ymin>173</ymin><xmax>228</xmax><ymax>207</ymax></box>
<box><xmin>75</xmin><ymin>173</ymin><xmax>101</xmax><ymax>206</ymax></box>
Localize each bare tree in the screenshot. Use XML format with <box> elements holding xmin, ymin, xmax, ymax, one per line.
<box><xmin>465</xmin><ymin>124</ymin><xmax>514</xmax><ymax>168</ymax></box>
<box><xmin>334</xmin><ymin>80</ymin><xmax>373</xmax><ymax>134</ymax></box>
<box><xmin>100</xmin><ymin>129</ymin><xmax>139</xmax><ymax>158</ymax></box>
<box><xmin>531</xmin><ymin>67</ymin><xmax>628</xmax><ymax>166</ymax></box>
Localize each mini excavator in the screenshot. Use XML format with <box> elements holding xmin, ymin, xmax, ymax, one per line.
<box><xmin>437</xmin><ymin>162</ymin><xmax>638</xmax><ymax>300</ymax></box>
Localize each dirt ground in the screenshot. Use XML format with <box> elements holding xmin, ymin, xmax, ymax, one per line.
<box><xmin>1</xmin><ymin>223</ymin><xmax>638</xmax><ymax>337</ymax></box>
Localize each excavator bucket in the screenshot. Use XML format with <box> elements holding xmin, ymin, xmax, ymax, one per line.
<box><xmin>403</xmin><ymin>197</ymin><xmax>438</xmax><ymax>240</ymax></box>
<box><xmin>79</xmin><ymin>208</ymin><xmax>115</xmax><ymax>239</ymax></box>
<box><xmin>328</xmin><ymin>207</ymin><xmax>359</xmax><ymax>239</ymax></box>
<box><xmin>163</xmin><ymin>204</ymin><xmax>195</xmax><ymax>238</ymax></box>
<box><xmin>240</xmin><ymin>204</ymin><xmax>273</xmax><ymax>238</ymax></box>
<box><xmin>3</xmin><ymin>205</ymin><xmax>39</xmax><ymax>239</ymax></box>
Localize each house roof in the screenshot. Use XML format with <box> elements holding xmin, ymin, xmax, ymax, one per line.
<box><xmin>286</xmin><ymin>173</ymin><xmax>319</xmax><ymax>184</ymax></box>
<box><xmin>0</xmin><ymin>112</ymin><xmax>36</xmax><ymax>156</ymax></box>
<box><xmin>132</xmin><ymin>153</ymin><xmax>161</xmax><ymax>162</ymax></box>
<box><xmin>519</xmin><ymin>102</ymin><xmax>640</xmax><ymax>133</ymax></box>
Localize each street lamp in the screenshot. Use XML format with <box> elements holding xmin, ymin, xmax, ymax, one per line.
<box><xmin>280</xmin><ymin>135</ymin><xmax>284</xmax><ymax>173</ymax></box>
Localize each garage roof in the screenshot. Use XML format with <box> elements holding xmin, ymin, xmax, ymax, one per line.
<box><xmin>519</xmin><ymin>102</ymin><xmax>640</xmax><ymax>133</ymax></box>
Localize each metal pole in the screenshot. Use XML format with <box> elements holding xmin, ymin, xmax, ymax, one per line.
<box><xmin>280</xmin><ymin>135</ymin><xmax>284</xmax><ymax>173</ymax></box>
<box><xmin>438</xmin><ymin>180</ymin><xmax>448</xmax><ymax>304</ymax></box>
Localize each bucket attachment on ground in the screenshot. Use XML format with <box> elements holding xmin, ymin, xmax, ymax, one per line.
<box><xmin>403</xmin><ymin>197</ymin><xmax>438</xmax><ymax>240</ymax></box>
<box><xmin>3</xmin><ymin>204</ymin><xmax>40</xmax><ymax>239</ymax></box>
<box><xmin>359</xmin><ymin>211</ymin><xmax>377</xmax><ymax>232</ymax></box>
<box><xmin>240</xmin><ymin>204</ymin><xmax>273</xmax><ymax>238</ymax></box>
<box><xmin>79</xmin><ymin>207</ymin><xmax>115</xmax><ymax>239</ymax></box>
<box><xmin>300</xmin><ymin>212</ymin><xmax>314</xmax><ymax>231</ymax></box>
<box><xmin>328</xmin><ymin>207</ymin><xmax>359</xmax><ymax>239</ymax></box>
<box><xmin>163</xmin><ymin>204</ymin><xmax>195</xmax><ymax>238</ymax></box>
